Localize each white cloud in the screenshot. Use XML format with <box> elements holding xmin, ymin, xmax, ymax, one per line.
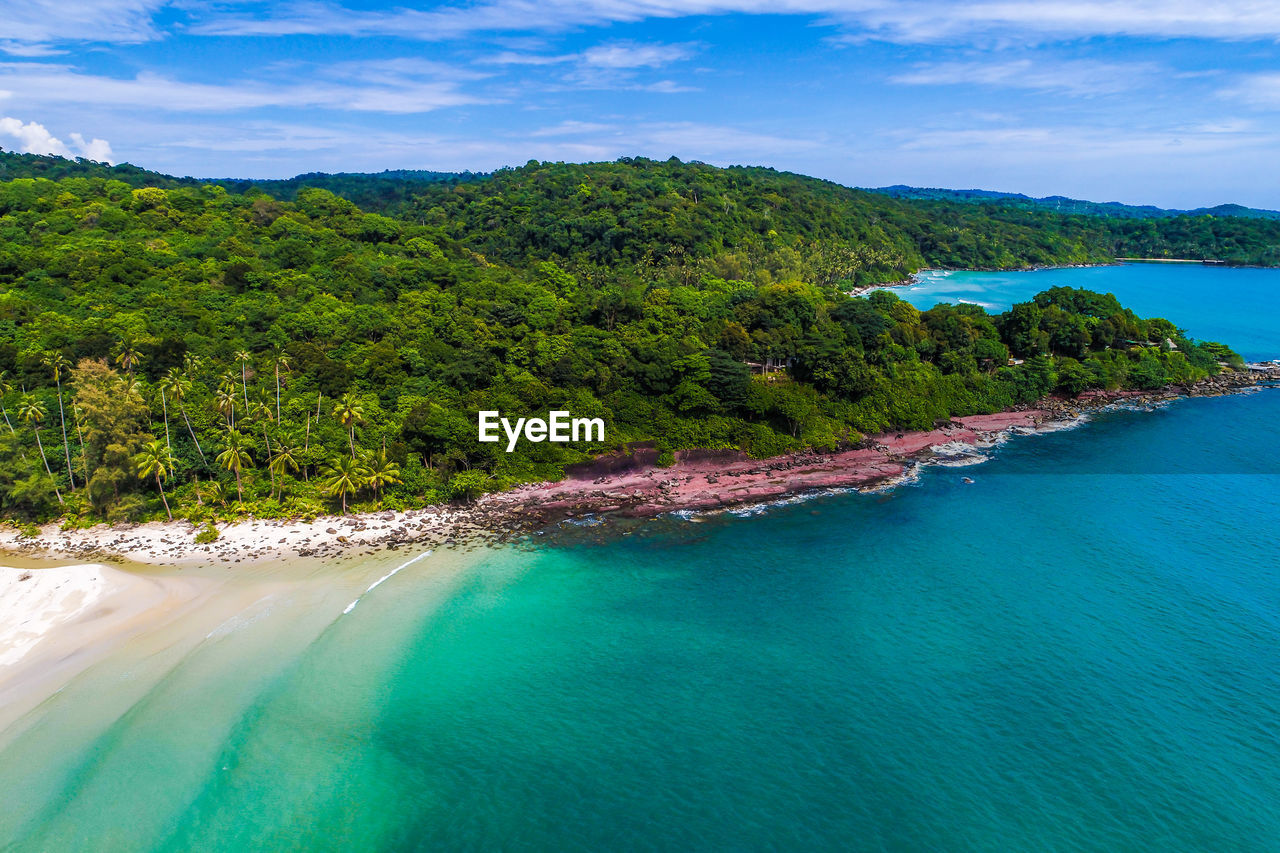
<box><xmin>895</xmin><ymin>123</ymin><xmax>1266</xmax><ymax>159</ymax></box>
<box><xmin>483</xmin><ymin>41</ymin><xmax>697</xmax><ymax>91</ymax></box>
<box><xmin>1222</xmin><ymin>72</ymin><xmax>1280</xmax><ymax>107</ymax></box>
<box><xmin>890</xmin><ymin>59</ymin><xmax>1163</xmax><ymax>97</ymax></box>
<box><xmin>580</xmin><ymin>43</ymin><xmax>694</xmax><ymax>69</ymax></box>
<box><xmin>188</xmin><ymin>1</ymin><xmax>1280</xmax><ymax>44</ymax></box>
<box><xmin>5</xmin><ymin>0</ymin><xmax>167</xmax><ymax>45</ymax></box>
<box><xmin>5</xmin><ymin>0</ymin><xmax>1280</xmax><ymax>49</ymax></box>
<box><xmin>0</xmin><ymin>116</ymin><xmax>113</xmax><ymax>161</ymax></box>
<box><xmin>0</xmin><ymin>62</ymin><xmax>482</xmax><ymax>114</ymax></box>
<box><xmin>0</xmin><ymin>42</ymin><xmax>67</xmax><ymax>57</ymax></box>
<box><xmin>529</xmin><ymin>120</ymin><xmax>617</xmax><ymax>136</ymax></box>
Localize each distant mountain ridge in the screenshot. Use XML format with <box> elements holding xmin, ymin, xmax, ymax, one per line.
<box><xmin>1</xmin><ymin>146</ymin><xmax>1275</xmax><ymax>223</ymax></box>
<box><xmin>869</xmin><ymin>184</ymin><xmax>1280</xmax><ymax>221</ymax></box>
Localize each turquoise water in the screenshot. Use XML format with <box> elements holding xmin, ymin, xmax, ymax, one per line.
<box><xmin>4</xmin><ymin>265</ymin><xmax>1280</xmax><ymax>851</ymax></box>
<box><xmin>895</xmin><ymin>263</ymin><xmax>1280</xmax><ymax>360</ymax></box>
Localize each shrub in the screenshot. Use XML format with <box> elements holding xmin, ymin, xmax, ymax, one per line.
<box><xmin>194</xmin><ymin>522</ymin><xmax>219</xmax><ymax>544</ymax></box>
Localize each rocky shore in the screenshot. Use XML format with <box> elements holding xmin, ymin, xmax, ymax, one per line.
<box><xmin>491</xmin><ymin>364</ymin><xmax>1280</xmax><ymax>526</ymax></box>
<box><xmin>2</xmin><ymin>366</ymin><xmax>1276</xmax><ymax>567</ymax></box>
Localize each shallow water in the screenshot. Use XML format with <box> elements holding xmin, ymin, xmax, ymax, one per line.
<box><xmin>3</xmin><ymin>265</ymin><xmax>1280</xmax><ymax>851</ymax></box>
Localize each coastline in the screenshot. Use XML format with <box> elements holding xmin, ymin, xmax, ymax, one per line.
<box><xmin>846</xmin><ymin>261</ymin><xmax>1118</xmax><ymax>297</ymax></box>
<box><xmin>3</xmin><ymin>366</ymin><xmax>1275</xmax><ymax>568</ymax></box>
<box><xmin>2</xmin><ymin>368</ymin><xmax>1275</xmax><ymax>729</ymax></box>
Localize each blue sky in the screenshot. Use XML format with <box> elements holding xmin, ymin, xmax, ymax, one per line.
<box><xmin>2</xmin><ymin>1</ymin><xmax>1279</xmax><ymax>207</ymax></box>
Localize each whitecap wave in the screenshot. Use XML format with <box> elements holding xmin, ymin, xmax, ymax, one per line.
<box><xmin>342</xmin><ymin>549</ymin><xmax>433</xmax><ymax>615</ymax></box>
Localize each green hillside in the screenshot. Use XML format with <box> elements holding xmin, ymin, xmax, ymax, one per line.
<box><xmin>0</xmin><ymin>158</ymin><xmax>1249</xmax><ymax>525</ymax></box>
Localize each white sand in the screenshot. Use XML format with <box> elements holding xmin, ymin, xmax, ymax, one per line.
<box><xmin>0</xmin><ymin>503</ymin><xmax>490</xmax><ymax>568</ymax></box>
<box><xmin>0</xmin><ymin>561</ymin><xmax>217</xmax><ymax>732</ymax></box>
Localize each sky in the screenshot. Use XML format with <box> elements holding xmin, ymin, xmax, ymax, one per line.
<box><xmin>2</xmin><ymin>1</ymin><xmax>1279</xmax><ymax>208</ymax></box>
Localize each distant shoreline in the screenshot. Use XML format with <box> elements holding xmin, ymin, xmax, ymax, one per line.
<box><xmin>850</xmin><ymin>262</ymin><xmax>1118</xmax><ymax>296</ymax></box>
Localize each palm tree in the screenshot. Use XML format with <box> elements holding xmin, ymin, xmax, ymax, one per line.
<box><xmin>182</xmin><ymin>352</ymin><xmax>204</xmax><ymax>377</ymax></box>
<box><xmin>114</xmin><ymin>341</ymin><xmax>143</xmax><ymax>378</ymax></box>
<box><xmin>0</xmin><ymin>372</ymin><xmax>16</xmax><ymax>435</ymax></box>
<box><xmin>363</xmin><ymin>448</ymin><xmax>402</xmax><ymax>508</ymax></box>
<box><xmin>321</xmin><ymin>454</ymin><xmax>367</xmax><ymax>515</ymax></box>
<box><xmin>235</xmin><ymin>350</ymin><xmax>252</xmax><ymax>410</ymax></box>
<box><xmin>42</xmin><ymin>351</ymin><xmax>76</xmax><ymax>490</ymax></box>
<box><xmin>17</xmin><ymin>395</ymin><xmax>62</xmax><ymax>505</ymax></box>
<box><xmin>332</xmin><ymin>391</ymin><xmax>364</xmax><ymax>459</ymax></box>
<box><xmin>215</xmin><ymin>429</ymin><xmax>254</xmax><ymax>503</ymax></box>
<box><xmin>247</xmin><ymin>401</ymin><xmax>275</xmax><ymax>493</ymax></box>
<box><xmin>133</xmin><ymin>439</ymin><xmax>177</xmax><ymax>520</ymax></box>
<box><xmin>268</xmin><ymin>441</ymin><xmax>299</xmax><ymax>500</ymax></box>
<box><xmin>122</xmin><ymin>373</ymin><xmax>143</xmax><ymax>403</ymax></box>
<box><xmin>215</xmin><ymin>386</ymin><xmax>238</xmax><ymax>429</ymax></box>
<box><xmin>270</xmin><ymin>348</ymin><xmax>290</xmax><ymax>424</ymax></box>
<box><xmin>163</xmin><ymin>367</ymin><xmax>208</xmax><ymax>467</ymax></box>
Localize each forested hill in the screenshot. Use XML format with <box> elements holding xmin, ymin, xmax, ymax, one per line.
<box><xmin>409</xmin><ymin>159</ymin><xmax>1280</xmax><ymax>270</ymax></box>
<box><xmin>0</xmin><ymin>163</ymin><xmax>1247</xmax><ymax>525</ymax></box>
<box><xmin>405</xmin><ymin>159</ymin><xmax>1111</xmax><ymax>286</ymax></box>
<box><xmin>0</xmin><ymin>149</ymin><xmax>481</xmax><ymax>213</ymax></box>
<box><xmin>3</xmin><ymin>149</ymin><xmax>1278</xmax><ymax>266</ymax></box>
<box><xmin>872</xmin><ymin>184</ymin><xmax>1280</xmax><ymax>221</ymax></box>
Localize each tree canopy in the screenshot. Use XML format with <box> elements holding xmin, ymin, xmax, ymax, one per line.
<box><xmin>0</xmin><ymin>156</ymin><xmax>1246</xmax><ymax>524</ymax></box>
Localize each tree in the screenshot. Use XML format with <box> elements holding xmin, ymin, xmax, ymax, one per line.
<box><xmin>235</xmin><ymin>350</ymin><xmax>253</xmax><ymax>410</ymax></box>
<box><xmin>133</xmin><ymin>439</ymin><xmax>177</xmax><ymax>520</ymax></box>
<box><xmin>215</xmin><ymin>429</ymin><xmax>254</xmax><ymax>503</ymax></box>
<box><xmin>72</xmin><ymin>359</ymin><xmax>152</xmax><ymax>515</ymax></box>
<box><xmin>271</xmin><ymin>348</ymin><xmax>291</xmax><ymax>423</ymax></box>
<box><xmin>43</xmin><ymin>351</ymin><xmax>76</xmax><ymax>490</ymax></box>
<box><xmin>215</xmin><ymin>386</ymin><xmax>238</xmax><ymax>429</ymax></box>
<box><xmin>268</xmin><ymin>441</ymin><xmax>300</xmax><ymax>500</ymax></box>
<box><xmin>247</xmin><ymin>401</ymin><xmax>275</xmax><ymax>494</ymax></box>
<box><xmin>363</xmin><ymin>448</ymin><xmax>402</xmax><ymax>508</ymax></box>
<box><xmin>0</xmin><ymin>372</ymin><xmax>16</xmax><ymax>435</ymax></box>
<box><xmin>447</xmin><ymin>470</ymin><xmax>489</xmax><ymax>503</ymax></box>
<box><xmin>321</xmin><ymin>454</ymin><xmax>367</xmax><ymax>515</ymax></box>
<box><xmin>332</xmin><ymin>391</ymin><xmax>365</xmax><ymax>459</ymax></box>
<box><xmin>114</xmin><ymin>341</ymin><xmax>144</xmax><ymax>378</ymax></box>
<box><xmin>16</xmin><ymin>395</ymin><xmax>63</xmax><ymax>505</ymax></box>
<box><xmin>162</xmin><ymin>367</ymin><xmax>207</xmax><ymax>467</ymax></box>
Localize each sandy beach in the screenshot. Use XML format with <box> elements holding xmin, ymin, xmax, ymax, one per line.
<box><xmin>2</xmin><ymin>367</ymin><xmax>1275</xmax><ymax>570</ymax></box>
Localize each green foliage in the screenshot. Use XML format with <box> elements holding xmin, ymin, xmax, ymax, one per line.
<box><xmin>0</xmin><ymin>159</ymin><xmax>1243</xmax><ymax>525</ymax></box>
<box><xmin>194</xmin><ymin>522</ymin><xmax>219</xmax><ymax>544</ymax></box>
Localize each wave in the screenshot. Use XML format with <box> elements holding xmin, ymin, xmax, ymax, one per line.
<box><xmin>342</xmin><ymin>549</ymin><xmax>434</xmax><ymax>615</ymax></box>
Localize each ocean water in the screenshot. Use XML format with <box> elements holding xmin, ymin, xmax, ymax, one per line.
<box><xmin>3</xmin><ymin>265</ymin><xmax>1280</xmax><ymax>851</ymax></box>
<box><xmin>896</xmin><ymin>263</ymin><xmax>1280</xmax><ymax>361</ymax></box>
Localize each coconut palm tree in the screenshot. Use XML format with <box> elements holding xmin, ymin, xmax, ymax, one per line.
<box><xmin>182</xmin><ymin>352</ymin><xmax>204</xmax><ymax>377</ymax></box>
<box><xmin>247</xmin><ymin>401</ymin><xmax>275</xmax><ymax>493</ymax></box>
<box><xmin>215</xmin><ymin>429</ymin><xmax>254</xmax><ymax>503</ymax></box>
<box><xmin>42</xmin><ymin>351</ymin><xmax>76</xmax><ymax>490</ymax></box>
<box><xmin>332</xmin><ymin>391</ymin><xmax>364</xmax><ymax>459</ymax></box>
<box><xmin>235</xmin><ymin>350</ymin><xmax>252</xmax><ymax>410</ymax></box>
<box><xmin>16</xmin><ymin>395</ymin><xmax>62</xmax><ymax>505</ymax></box>
<box><xmin>114</xmin><ymin>341</ymin><xmax>143</xmax><ymax>378</ymax></box>
<box><xmin>270</xmin><ymin>348</ymin><xmax>290</xmax><ymax>424</ymax></box>
<box><xmin>133</xmin><ymin>439</ymin><xmax>177</xmax><ymax>520</ymax></box>
<box><xmin>363</xmin><ymin>448</ymin><xmax>402</xmax><ymax>508</ymax></box>
<box><xmin>215</xmin><ymin>386</ymin><xmax>238</xmax><ymax>429</ymax></box>
<box><xmin>162</xmin><ymin>367</ymin><xmax>207</xmax><ymax>467</ymax></box>
<box><xmin>0</xmin><ymin>372</ymin><xmax>16</xmax><ymax>435</ymax></box>
<box><xmin>321</xmin><ymin>454</ymin><xmax>367</xmax><ymax>515</ymax></box>
<box><xmin>122</xmin><ymin>373</ymin><xmax>143</xmax><ymax>403</ymax></box>
<box><xmin>268</xmin><ymin>441</ymin><xmax>299</xmax><ymax>500</ymax></box>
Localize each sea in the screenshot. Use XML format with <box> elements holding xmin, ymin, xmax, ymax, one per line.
<box><xmin>2</xmin><ymin>263</ymin><xmax>1279</xmax><ymax>851</ymax></box>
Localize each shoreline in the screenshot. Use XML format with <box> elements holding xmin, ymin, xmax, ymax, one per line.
<box><xmin>848</xmin><ymin>262</ymin><xmax>1119</xmax><ymax>297</ymax></box>
<box><xmin>3</xmin><ymin>367</ymin><xmax>1276</xmax><ymax>568</ymax></box>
